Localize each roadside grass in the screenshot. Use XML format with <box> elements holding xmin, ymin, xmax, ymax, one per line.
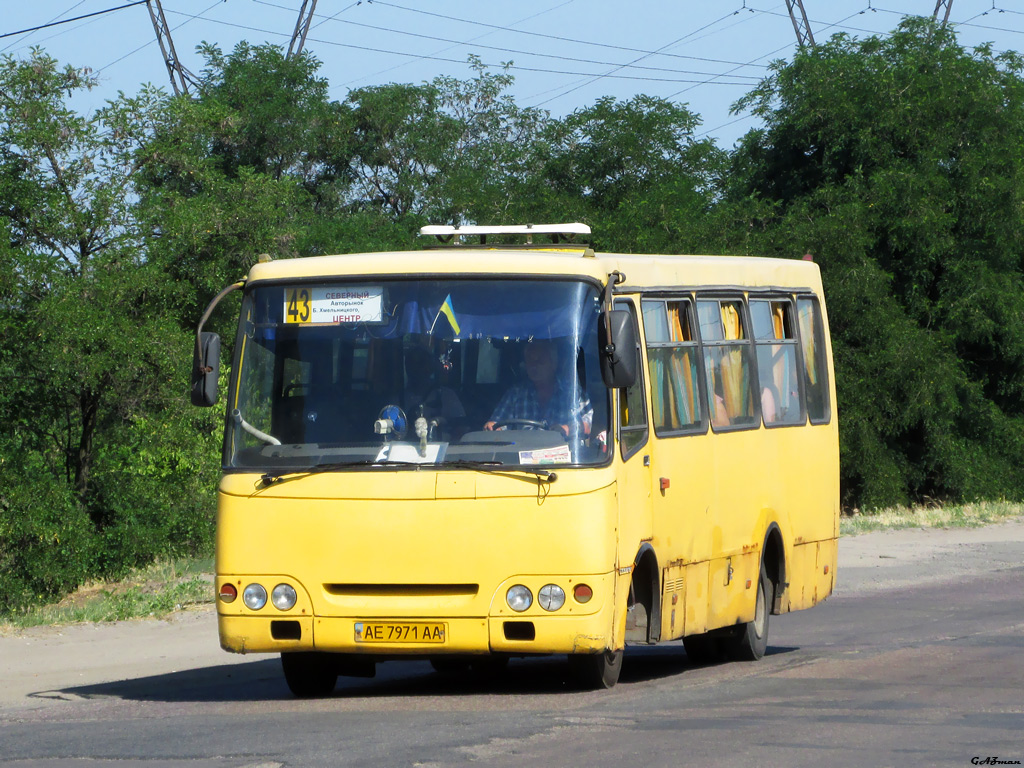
<box><xmin>841</xmin><ymin>499</ymin><xmax>1024</xmax><ymax>536</ymax></box>
<box><xmin>0</xmin><ymin>557</ymin><xmax>215</xmax><ymax>631</ymax></box>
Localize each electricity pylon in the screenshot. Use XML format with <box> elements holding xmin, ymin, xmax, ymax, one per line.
<box><xmin>146</xmin><ymin>0</ymin><xmax>198</xmax><ymax>96</ymax></box>
<box><xmin>287</xmin><ymin>0</ymin><xmax>319</xmax><ymax>59</ymax></box>
<box><xmin>785</xmin><ymin>0</ymin><xmax>816</xmax><ymax>48</ymax></box>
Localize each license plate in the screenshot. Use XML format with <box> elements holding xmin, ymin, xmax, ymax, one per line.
<box><xmin>354</xmin><ymin>622</ymin><xmax>446</xmax><ymax>644</ymax></box>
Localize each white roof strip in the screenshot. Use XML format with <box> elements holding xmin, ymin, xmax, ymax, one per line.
<box><xmin>420</xmin><ymin>223</ymin><xmax>591</xmax><ymax>237</ymax></box>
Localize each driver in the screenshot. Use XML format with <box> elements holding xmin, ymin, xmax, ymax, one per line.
<box><xmin>484</xmin><ymin>340</ymin><xmax>593</xmax><ymax>438</ymax></box>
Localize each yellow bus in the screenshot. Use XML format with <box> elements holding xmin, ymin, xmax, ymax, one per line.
<box><xmin>191</xmin><ymin>223</ymin><xmax>839</xmax><ymax>695</ymax></box>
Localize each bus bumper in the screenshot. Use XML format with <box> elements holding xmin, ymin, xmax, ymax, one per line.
<box><xmin>218</xmin><ymin>601</ymin><xmax>615</xmax><ymax>657</ymax></box>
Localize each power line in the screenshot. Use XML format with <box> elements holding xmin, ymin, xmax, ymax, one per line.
<box><xmin>0</xmin><ymin>0</ymin><xmax>88</xmax><ymax>53</ymax></box>
<box><xmin>163</xmin><ymin>11</ymin><xmax>762</xmax><ymax>86</ymax></box>
<box><xmin>368</xmin><ymin>0</ymin><xmax>770</xmax><ymax>70</ymax></box>
<box><xmin>334</xmin><ymin>0</ymin><xmax>576</xmax><ymax>89</ymax></box>
<box><xmin>0</xmin><ymin>1</ymin><xmax>148</xmax><ymax>41</ymax></box>
<box><xmin>532</xmin><ymin>8</ymin><xmax>748</xmax><ymax>107</ymax></box>
<box><xmin>318</xmin><ymin>13</ymin><xmax>761</xmax><ymax>80</ymax></box>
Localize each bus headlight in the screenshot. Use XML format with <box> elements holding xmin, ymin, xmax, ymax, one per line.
<box><xmin>242</xmin><ymin>583</ymin><xmax>268</xmax><ymax>610</ymax></box>
<box><xmin>506</xmin><ymin>585</ymin><xmax>533</xmax><ymax>612</ymax></box>
<box><xmin>271</xmin><ymin>583</ymin><xmax>297</xmax><ymax>611</ymax></box>
<box><xmin>538</xmin><ymin>584</ymin><xmax>565</xmax><ymax>611</ymax></box>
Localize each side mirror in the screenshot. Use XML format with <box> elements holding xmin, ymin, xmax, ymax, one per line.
<box><xmin>598</xmin><ymin>309</ymin><xmax>638</xmax><ymax>389</ymax></box>
<box><xmin>191</xmin><ymin>332</ymin><xmax>221</xmax><ymax>407</ymax></box>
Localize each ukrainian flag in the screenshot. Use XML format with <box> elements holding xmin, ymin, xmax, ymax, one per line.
<box><xmin>439</xmin><ymin>294</ymin><xmax>461</xmax><ymax>336</ymax></box>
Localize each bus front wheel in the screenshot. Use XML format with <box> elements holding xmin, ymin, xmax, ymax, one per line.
<box><xmin>568</xmin><ymin>649</ymin><xmax>622</xmax><ymax>689</ymax></box>
<box><xmin>725</xmin><ymin>567</ymin><xmax>772</xmax><ymax>661</ymax></box>
<box><xmin>281</xmin><ymin>652</ymin><xmax>338</xmax><ymax>698</ymax></box>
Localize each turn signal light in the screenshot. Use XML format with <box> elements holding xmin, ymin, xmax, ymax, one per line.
<box><xmin>219</xmin><ymin>583</ymin><xmax>238</xmax><ymax>603</ymax></box>
<box><xmin>573</xmin><ymin>584</ymin><xmax>593</xmax><ymax>604</ymax></box>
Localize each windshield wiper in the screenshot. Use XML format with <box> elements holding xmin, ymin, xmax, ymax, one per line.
<box><xmin>439</xmin><ymin>460</ymin><xmax>559</xmax><ymax>482</ymax></box>
<box><xmin>259</xmin><ymin>459</ymin><xmax>416</xmax><ymax>485</ymax></box>
<box><xmin>258</xmin><ymin>459</ymin><xmax>558</xmax><ymax>486</ymax></box>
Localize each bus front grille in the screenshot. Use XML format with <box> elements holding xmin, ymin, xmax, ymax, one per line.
<box><xmin>323</xmin><ymin>583</ymin><xmax>479</xmax><ymax>597</ymax></box>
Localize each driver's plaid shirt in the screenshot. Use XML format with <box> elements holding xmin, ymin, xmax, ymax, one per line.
<box><xmin>488</xmin><ymin>382</ymin><xmax>593</xmax><ymax>432</ymax></box>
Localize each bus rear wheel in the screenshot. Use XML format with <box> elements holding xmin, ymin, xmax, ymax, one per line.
<box><xmin>281</xmin><ymin>652</ymin><xmax>338</xmax><ymax>698</ymax></box>
<box><xmin>725</xmin><ymin>566</ymin><xmax>772</xmax><ymax>661</ymax></box>
<box><xmin>568</xmin><ymin>649</ymin><xmax>623</xmax><ymax>689</ymax></box>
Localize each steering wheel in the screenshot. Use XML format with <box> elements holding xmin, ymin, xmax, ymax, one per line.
<box><xmin>492</xmin><ymin>418</ymin><xmax>548</xmax><ymax>431</ymax></box>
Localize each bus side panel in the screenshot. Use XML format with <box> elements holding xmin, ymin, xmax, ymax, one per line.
<box><xmin>708</xmin><ymin>550</ymin><xmax>760</xmax><ymax>630</ymax></box>
<box><xmin>683</xmin><ymin>561</ymin><xmax>709</xmax><ymax>637</ymax></box>
<box><xmin>786</xmin><ymin>538</ymin><xmax>835</xmax><ymax>611</ymax></box>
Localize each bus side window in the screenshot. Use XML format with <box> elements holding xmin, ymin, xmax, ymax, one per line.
<box><xmin>797</xmin><ymin>296</ymin><xmax>830</xmax><ymax>424</ymax></box>
<box><xmin>750</xmin><ymin>299</ymin><xmax>804</xmax><ymax>427</ymax></box>
<box><xmin>616</xmin><ymin>300</ymin><xmax>648</xmax><ymax>459</ymax></box>
<box><xmin>642</xmin><ymin>298</ymin><xmax>705</xmax><ymax>435</ymax></box>
<box><xmin>697</xmin><ymin>299</ymin><xmax>757</xmax><ymax>431</ymax></box>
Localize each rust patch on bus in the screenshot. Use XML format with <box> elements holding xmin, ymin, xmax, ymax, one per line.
<box><xmin>220</xmin><ymin>637</ymin><xmax>247</xmax><ymax>654</ymax></box>
<box><xmin>572</xmin><ymin>635</ymin><xmax>606</xmax><ymax>653</ymax></box>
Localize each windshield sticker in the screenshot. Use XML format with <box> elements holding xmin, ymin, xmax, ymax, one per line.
<box><xmin>285</xmin><ymin>286</ymin><xmax>384</xmax><ymax>324</ymax></box>
<box><xmin>518</xmin><ymin>445</ymin><xmax>572</xmax><ymax>465</ymax></box>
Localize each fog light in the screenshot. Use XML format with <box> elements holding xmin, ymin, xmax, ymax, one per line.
<box><xmin>242</xmin><ymin>583</ymin><xmax>267</xmax><ymax>610</ymax></box>
<box><xmin>506</xmin><ymin>585</ymin><xmax>533</xmax><ymax>612</ymax></box>
<box><xmin>218</xmin><ymin>583</ymin><xmax>237</xmax><ymax>603</ymax></box>
<box><xmin>573</xmin><ymin>584</ymin><xmax>593</xmax><ymax>604</ymax></box>
<box><xmin>538</xmin><ymin>584</ymin><xmax>565</xmax><ymax>611</ymax></box>
<box><xmin>272</xmin><ymin>583</ymin><xmax>297</xmax><ymax>611</ymax></box>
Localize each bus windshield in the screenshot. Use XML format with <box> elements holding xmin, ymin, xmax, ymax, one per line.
<box><xmin>227</xmin><ymin>278</ymin><xmax>611</xmax><ymax>471</ymax></box>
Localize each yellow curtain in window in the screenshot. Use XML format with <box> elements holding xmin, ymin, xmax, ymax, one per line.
<box><xmin>720</xmin><ymin>303</ymin><xmax>741</xmax><ymax>340</ymax></box>
<box><xmin>670</xmin><ymin>351</ymin><xmax>694</xmax><ymax>424</ymax></box>
<box><xmin>669</xmin><ymin>304</ymin><xmax>692</xmax><ymax>342</ymax></box>
<box><xmin>772</xmin><ymin>303</ymin><xmax>785</xmax><ymax>340</ymax></box>
<box><xmin>719</xmin><ymin>304</ymin><xmax>747</xmax><ymax>419</ymax></box>
<box><xmin>798</xmin><ymin>303</ymin><xmax>818</xmax><ymax>386</ymax></box>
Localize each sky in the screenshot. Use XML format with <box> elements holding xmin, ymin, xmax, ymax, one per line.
<box><xmin>3</xmin><ymin>1</ymin><xmax>1024</xmax><ymax>148</ymax></box>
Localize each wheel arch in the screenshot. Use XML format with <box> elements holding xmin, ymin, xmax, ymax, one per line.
<box><xmin>632</xmin><ymin>542</ymin><xmax>661</xmax><ymax>643</ymax></box>
<box><xmin>761</xmin><ymin>522</ymin><xmax>786</xmax><ymax>615</ymax></box>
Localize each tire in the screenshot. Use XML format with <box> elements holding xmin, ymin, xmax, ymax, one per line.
<box><xmin>281</xmin><ymin>652</ymin><xmax>338</xmax><ymax>698</ymax></box>
<box><xmin>430</xmin><ymin>657</ymin><xmax>472</xmax><ymax>674</ymax></box>
<box><xmin>682</xmin><ymin>633</ymin><xmax>726</xmax><ymax>665</ymax></box>
<box><xmin>568</xmin><ymin>649</ymin><xmax>623</xmax><ymax>689</ymax></box>
<box><xmin>725</xmin><ymin>566</ymin><xmax>772</xmax><ymax>661</ymax></box>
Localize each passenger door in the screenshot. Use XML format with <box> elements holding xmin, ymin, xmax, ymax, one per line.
<box><xmin>614</xmin><ymin>298</ymin><xmax>653</xmax><ymax>580</ymax></box>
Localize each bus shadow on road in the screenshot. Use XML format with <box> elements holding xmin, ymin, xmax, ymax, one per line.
<box><xmin>46</xmin><ymin>644</ymin><xmax>801</xmax><ymax>703</ymax></box>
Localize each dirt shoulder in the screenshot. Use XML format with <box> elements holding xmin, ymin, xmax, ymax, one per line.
<box><xmin>834</xmin><ymin>517</ymin><xmax>1024</xmax><ymax>594</ymax></box>
<box><xmin>3</xmin><ymin>520</ymin><xmax>1022</xmax><ymax>713</ymax></box>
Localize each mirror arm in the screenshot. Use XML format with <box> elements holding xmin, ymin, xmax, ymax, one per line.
<box><xmin>601</xmin><ymin>270</ymin><xmax>626</xmax><ymax>358</ymax></box>
<box><xmin>195</xmin><ymin>280</ymin><xmax>245</xmax><ymax>370</ymax></box>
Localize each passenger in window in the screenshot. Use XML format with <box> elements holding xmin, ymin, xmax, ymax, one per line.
<box><xmin>707</xmin><ymin>364</ymin><xmax>730</xmax><ymax>429</ymax></box>
<box><xmin>484</xmin><ymin>340</ymin><xmax>593</xmax><ymax>438</ymax></box>
<box><xmin>761</xmin><ymin>385</ymin><xmax>777</xmax><ymax>424</ymax></box>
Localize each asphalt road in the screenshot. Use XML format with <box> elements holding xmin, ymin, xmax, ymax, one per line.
<box><xmin>2</xmin><ymin>521</ymin><xmax>1022</xmax><ymax>768</ymax></box>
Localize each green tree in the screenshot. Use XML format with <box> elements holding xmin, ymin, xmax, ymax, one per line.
<box><xmin>344</xmin><ymin>58</ymin><xmax>548</xmax><ymax>224</ymax></box>
<box><xmin>0</xmin><ymin>50</ymin><xmax>218</xmax><ymax>607</ymax></box>
<box><xmin>728</xmin><ymin>18</ymin><xmax>1024</xmax><ymax>507</ymax></box>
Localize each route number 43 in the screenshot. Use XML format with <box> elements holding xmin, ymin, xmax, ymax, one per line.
<box><xmin>285</xmin><ymin>288</ymin><xmax>311</xmax><ymax>323</ymax></box>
